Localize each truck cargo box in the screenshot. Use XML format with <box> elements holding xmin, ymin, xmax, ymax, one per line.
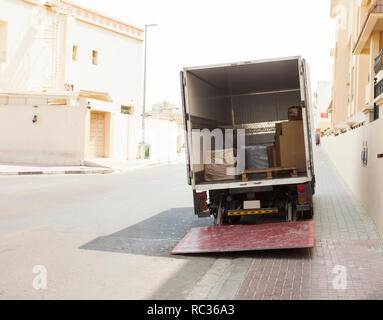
<box><xmin>181</xmin><ymin>56</ymin><xmax>315</xmax><ymax>192</ymax></box>
<box><xmin>180</xmin><ymin>55</ymin><xmax>315</xmax><ymax>233</ymax></box>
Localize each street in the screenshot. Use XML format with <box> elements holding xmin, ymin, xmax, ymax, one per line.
<box><xmin>1</xmin><ymin>148</ymin><xmax>383</xmax><ymax>300</ymax></box>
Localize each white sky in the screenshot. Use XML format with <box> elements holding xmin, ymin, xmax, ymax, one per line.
<box><xmin>73</xmin><ymin>0</ymin><xmax>335</xmax><ymax>109</ymax></box>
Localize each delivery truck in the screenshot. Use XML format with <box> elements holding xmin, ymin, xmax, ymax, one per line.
<box><xmin>180</xmin><ymin>56</ymin><xmax>315</xmax><ymax>226</ymax></box>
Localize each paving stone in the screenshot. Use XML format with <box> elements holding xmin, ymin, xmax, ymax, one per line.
<box><xmin>235</xmin><ymin>148</ymin><xmax>383</xmax><ymax>300</ymax></box>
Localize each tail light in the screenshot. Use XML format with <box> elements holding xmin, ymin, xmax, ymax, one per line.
<box><xmin>197</xmin><ymin>192</ymin><xmax>208</xmax><ymax>211</ymax></box>
<box><xmin>297</xmin><ymin>185</ymin><xmax>307</xmax><ymax>205</ymax></box>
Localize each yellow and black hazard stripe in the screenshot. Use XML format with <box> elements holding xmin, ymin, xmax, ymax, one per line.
<box><xmin>227</xmin><ymin>209</ymin><xmax>279</xmax><ymax>216</ymax></box>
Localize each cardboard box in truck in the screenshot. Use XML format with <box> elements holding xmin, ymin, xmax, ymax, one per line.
<box><xmin>267</xmin><ymin>146</ymin><xmax>277</xmax><ymax>168</ymax></box>
<box><xmin>204</xmin><ymin>149</ymin><xmax>236</xmax><ymax>182</ymax></box>
<box><xmin>275</xmin><ymin>120</ymin><xmax>307</xmax><ymax>172</ymax></box>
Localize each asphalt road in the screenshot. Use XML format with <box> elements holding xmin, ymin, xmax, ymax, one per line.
<box><xmin>3</xmin><ymin>149</ymin><xmax>382</xmax><ymax>300</ymax></box>
<box><xmin>0</xmin><ymin>164</ymin><xmax>223</xmax><ymax>299</ymax></box>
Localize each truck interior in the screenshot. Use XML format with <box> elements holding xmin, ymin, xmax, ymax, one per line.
<box><xmin>185</xmin><ymin>58</ymin><xmax>308</xmax><ymax>185</ymax></box>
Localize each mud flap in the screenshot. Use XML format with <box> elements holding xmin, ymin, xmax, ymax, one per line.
<box><xmin>171</xmin><ymin>221</ymin><xmax>314</xmax><ymax>255</ymax></box>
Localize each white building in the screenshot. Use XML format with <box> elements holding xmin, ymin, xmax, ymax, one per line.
<box><xmin>0</xmin><ymin>0</ymin><xmax>179</xmax><ymax>164</ymax></box>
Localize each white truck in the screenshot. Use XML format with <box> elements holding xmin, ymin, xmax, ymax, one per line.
<box><xmin>180</xmin><ymin>56</ymin><xmax>316</xmax><ymax>226</ymax></box>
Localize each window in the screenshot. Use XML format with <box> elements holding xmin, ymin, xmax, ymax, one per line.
<box><xmin>72</xmin><ymin>45</ymin><xmax>78</xmax><ymax>61</ymax></box>
<box><xmin>0</xmin><ymin>21</ymin><xmax>8</xmax><ymax>62</ymax></box>
<box><xmin>92</xmin><ymin>50</ymin><xmax>98</xmax><ymax>65</ymax></box>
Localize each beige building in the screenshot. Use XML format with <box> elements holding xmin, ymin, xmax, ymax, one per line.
<box><xmin>313</xmin><ymin>81</ymin><xmax>332</xmax><ymax>132</ymax></box>
<box><xmin>330</xmin><ymin>0</ymin><xmax>383</xmax><ymax>128</ymax></box>
<box><xmin>0</xmin><ymin>0</ymin><xmax>147</xmax><ymax>162</ymax></box>
<box><xmin>324</xmin><ymin>0</ymin><xmax>383</xmax><ymax>239</ymax></box>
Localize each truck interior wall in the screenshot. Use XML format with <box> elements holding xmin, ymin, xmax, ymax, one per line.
<box><xmin>187</xmin><ymin>72</ymin><xmax>233</xmax><ymax>173</ymax></box>
<box><xmin>187</xmin><ymin>72</ymin><xmax>232</xmax><ymax>128</ymax></box>
<box><xmin>246</xmin><ymin>133</ymin><xmax>275</xmax><ymax>145</ymax></box>
<box><xmin>234</xmin><ymin>90</ymin><xmax>301</xmax><ymax>146</ymax></box>
<box><xmin>232</xmin><ymin>91</ymin><xmax>301</xmax><ymax>125</ymax></box>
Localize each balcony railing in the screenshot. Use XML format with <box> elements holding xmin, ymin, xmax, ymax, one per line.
<box><xmin>374</xmin><ymin>78</ymin><xmax>383</xmax><ymax>98</ymax></box>
<box><xmin>374</xmin><ymin>50</ymin><xmax>383</xmax><ymax>74</ymax></box>
<box><xmin>374</xmin><ymin>78</ymin><xmax>382</xmax><ymax>120</ymax></box>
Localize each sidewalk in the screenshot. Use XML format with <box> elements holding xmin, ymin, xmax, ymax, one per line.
<box><xmin>0</xmin><ymin>163</ymin><xmax>113</xmax><ymax>176</ymax></box>
<box><xmin>0</xmin><ymin>155</ymin><xmax>185</xmax><ymax>176</ymax></box>
<box><xmin>234</xmin><ymin>147</ymin><xmax>383</xmax><ymax>300</ymax></box>
<box><xmin>185</xmin><ymin>147</ymin><xmax>383</xmax><ymax>300</ymax></box>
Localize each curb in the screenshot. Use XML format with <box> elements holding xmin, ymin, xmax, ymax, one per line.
<box><xmin>0</xmin><ymin>169</ymin><xmax>114</xmax><ymax>176</ymax></box>
<box><xmin>0</xmin><ymin>160</ymin><xmax>185</xmax><ymax>176</ymax></box>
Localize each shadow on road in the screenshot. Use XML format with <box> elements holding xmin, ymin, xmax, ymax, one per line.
<box><xmin>80</xmin><ymin>206</ymin><xmax>313</xmax><ymax>262</ymax></box>
<box><xmin>80</xmin><ymin>207</ymin><xmax>216</xmax><ymax>259</ymax></box>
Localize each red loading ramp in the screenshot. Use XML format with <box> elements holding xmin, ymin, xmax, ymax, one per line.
<box><xmin>171</xmin><ymin>221</ymin><xmax>314</xmax><ymax>255</ymax></box>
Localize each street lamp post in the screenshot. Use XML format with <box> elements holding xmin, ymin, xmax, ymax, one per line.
<box><xmin>139</xmin><ymin>23</ymin><xmax>158</xmax><ymax>160</ymax></box>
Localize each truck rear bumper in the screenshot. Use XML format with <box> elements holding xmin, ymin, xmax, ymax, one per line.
<box><xmin>227</xmin><ymin>208</ymin><xmax>279</xmax><ymax>216</ymax></box>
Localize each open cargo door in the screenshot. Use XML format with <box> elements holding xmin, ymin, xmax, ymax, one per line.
<box><xmin>171</xmin><ymin>221</ymin><xmax>314</xmax><ymax>255</ymax></box>
<box><xmin>301</xmin><ymin>59</ymin><xmax>316</xmax><ymax>189</ymax></box>
<box><xmin>180</xmin><ymin>71</ymin><xmax>192</xmax><ymax>185</ymax></box>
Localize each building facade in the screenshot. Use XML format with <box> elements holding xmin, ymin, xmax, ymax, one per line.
<box><xmin>313</xmin><ymin>80</ymin><xmax>332</xmax><ymax>132</ymax></box>
<box><xmin>324</xmin><ymin>0</ymin><xmax>383</xmax><ymax>239</ymax></box>
<box><xmin>330</xmin><ymin>0</ymin><xmax>383</xmax><ymax>129</ymax></box>
<box><xmin>0</xmin><ymin>0</ymin><xmax>146</xmax><ymax>160</ymax></box>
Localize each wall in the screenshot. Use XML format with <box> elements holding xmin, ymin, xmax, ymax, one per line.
<box><xmin>321</xmin><ymin>117</ymin><xmax>383</xmax><ymax>238</ymax></box>
<box><xmin>146</xmin><ymin>117</ymin><xmax>178</xmax><ymax>163</ymax></box>
<box><xmin>124</xmin><ymin>115</ymin><xmax>178</xmax><ymax>163</ymax></box>
<box><xmin>66</xmin><ymin>19</ymin><xmax>144</xmax><ymax>113</ymax></box>
<box><xmin>0</xmin><ymin>104</ymin><xmax>88</xmax><ymax>165</ymax></box>
<box><xmin>0</xmin><ymin>0</ymin><xmax>57</xmax><ymax>90</ymax></box>
<box><xmin>110</xmin><ymin>112</ymin><xmax>129</xmax><ymax>160</ymax></box>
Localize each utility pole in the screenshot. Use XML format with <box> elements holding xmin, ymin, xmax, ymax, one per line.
<box><xmin>139</xmin><ymin>23</ymin><xmax>158</xmax><ymax>159</ymax></box>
